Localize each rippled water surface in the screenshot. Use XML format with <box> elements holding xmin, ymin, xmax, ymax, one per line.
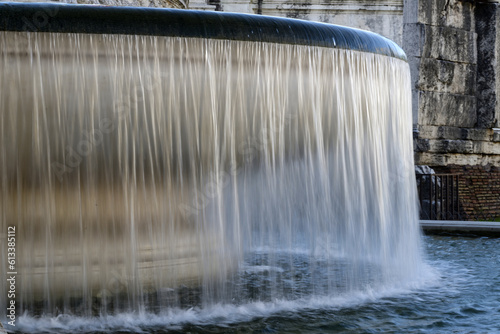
<box><xmin>10</xmin><ymin>235</ymin><xmax>500</xmax><ymax>333</ymax></box>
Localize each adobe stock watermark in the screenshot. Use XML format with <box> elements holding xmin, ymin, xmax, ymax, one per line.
<box><xmin>97</xmin><ymin>269</ymin><xmax>133</xmax><ymax>300</ymax></box>
<box><xmin>5</xmin><ymin>226</ymin><xmax>17</xmax><ymax>327</ymax></box>
<box><xmin>178</xmin><ymin>111</ymin><xmax>298</xmax><ymax>219</ymax></box>
<box><xmin>16</xmin><ymin>4</ymin><xmax>59</xmax><ymax>38</ymax></box>
<box><xmin>51</xmin><ymin>116</ymin><xmax>117</xmax><ymax>182</ymax></box>
<box><xmin>51</xmin><ymin>69</ymin><xmax>167</xmax><ymax>182</ymax></box>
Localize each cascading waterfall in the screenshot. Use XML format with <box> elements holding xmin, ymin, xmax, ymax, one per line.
<box><xmin>0</xmin><ymin>3</ymin><xmax>424</xmax><ymax>325</ymax></box>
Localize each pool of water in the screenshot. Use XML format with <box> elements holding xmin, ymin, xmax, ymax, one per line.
<box><xmin>10</xmin><ymin>235</ymin><xmax>500</xmax><ymax>333</ymax></box>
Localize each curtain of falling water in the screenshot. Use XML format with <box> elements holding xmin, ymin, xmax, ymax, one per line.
<box><xmin>0</xmin><ymin>32</ymin><xmax>423</xmax><ymax>316</ymax></box>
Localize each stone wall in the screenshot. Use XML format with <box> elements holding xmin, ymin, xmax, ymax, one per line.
<box><xmin>405</xmin><ymin>0</ymin><xmax>500</xmax><ymax>167</ymax></box>
<box><xmin>476</xmin><ymin>2</ymin><xmax>500</xmax><ymax>130</ymax></box>
<box><xmin>0</xmin><ymin>0</ymin><xmax>187</xmax><ymax>9</ymax></box>
<box><xmin>189</xmin><ymin>0</ymin><xmax>404</xmax><ymax>45</ymax></box>
<box><xmin>403</xmin><ymin>0</ymin><xmax>500</xmax><ymax>220</ymax></box>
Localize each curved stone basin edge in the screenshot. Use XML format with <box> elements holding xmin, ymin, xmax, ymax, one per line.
<box><xmin>421</xmin><ymin>220</ymin><xmax>500</xmax><ymax>237</ymax></box>
<box><xmin>0</xmin><ymin>2</ymin><xmax>407</xmax><ymax>61</ymax></box>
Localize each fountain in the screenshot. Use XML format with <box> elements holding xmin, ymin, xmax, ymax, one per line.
<box><xmin>0</xmin><ymin>1</ymin><xmax>424</xmax><ymax>327</ymax></box>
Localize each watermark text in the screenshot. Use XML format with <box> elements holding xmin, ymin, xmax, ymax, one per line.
<box><xmin>6</xmin><ymin>226</ymin><xmax>16</xmax><ymax>327</ymax></box>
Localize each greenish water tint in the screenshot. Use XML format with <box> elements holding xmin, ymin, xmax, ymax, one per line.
<box><xmin>11</xmin><ymin>236</ymin><xmax>500</xmax><ymax>333</ymax></box>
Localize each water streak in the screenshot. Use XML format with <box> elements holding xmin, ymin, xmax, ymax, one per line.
<box><xmin>0</xmin><ymin>31</ymin><xmax>423</xmax><ymax>319</ymax></box>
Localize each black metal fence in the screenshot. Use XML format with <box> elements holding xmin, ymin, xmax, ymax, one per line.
<box><xmin>416</xmin><ymin>173</ymin><xmax>461</xmax><ymax>220</ymax></box>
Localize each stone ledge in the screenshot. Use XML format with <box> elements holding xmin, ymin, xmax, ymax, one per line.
<box><xmin>427</xmin><ymin>139</ymin><xmax>474</xmax><ymax>153</ymax></box>
<box><xmin>418</xmin><ymin>125</ymin><xmax>495</xmax><ymax>141</ymax></box>
<box><xmin>421</xmin><ymin>220</ymin><xmax>500</xmax><ymax>237</ymax></box>
<box><xmin>415</xmin><ymin>152</ymin><xmax>500</xmax><ymax>166</ymax></box>
<box><xmin>419</xmin><ymin>139</ymin><xmax>500</xmax><ymax>155</ymax></box>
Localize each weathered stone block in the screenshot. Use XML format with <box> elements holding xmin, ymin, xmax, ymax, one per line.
<box><xmin>402</xmin><ymin>23</ymin><xmax>425</xmax><ymax>57</ymax></box>
<box><xmin>415</xmin><ymin>152</ymin><xmax>447</xmax><ymax>166</ymax></box>
<box><xmin>404</xmin><ymin>0</ymin><xmax>475</xmax><ymax>30</ymax></box>
<box><xmin>418</xmin><ymin>91</ymin><xmax>477</xmax><ymax>127</ymax></box>
<box><xmin>473</xmin><ymin>141</ymin><xmax>500</xmax><ymax>155</ymax></box>
<box><xmin>438</xmin><ymin>126</ymin><xmax>465</xmax><ymax>140</ymax></box>
<box><xmin>418</xmin><ymin>125</ymin><xmax>471</xmax><ymax>140</ymax></box>
<box><xmin>416</xmin><ymin>152</ymin><xmax>500</xmax><ymax>166</ymax></box>
<box><xmin>403</xmin><ymin>23</ymin><xmax>476</xmax><ymax>63</ymax></box>
<box><xmin>422</xmin><ymin>24</ymin><xmax>477</xmax><ymax>64</ymax></box>
<box><xmin>475</xmin><ymin>2</ymin><xmax>500</xmax><ymax>128</ymax></box>
<box><xmin>416</xmin><ymin>125</ymin><xmax>440</xmax><ymax>139</ymax></box>
<box><xmin>418</xmin><ymin>58</ymin><xmax>476</xmax><ymax>95</ymax></box>
<box><xmin>418</xmin><ymin>124</ymin><xmax>495</xmax><ymax>142</ymax></box>
<box><xmin>407</xmin><ymin>55</ymin><xmax>421</xmax><ymax>125</ymax></box>
<box><xmin>462</xmin><ymin>128</ymin><xmax>494</xmax><ymax>141</ymax></box>
<box><xmin>414</xmin><ymin>138</ymin><xmax>430</xmax><ymax>152</ymax></box>
<box><xmin>494</xmin><ymin>130</ymin><xmax>500</xmax><ymax>142</ymax></box>
<box><xmin>261</xmin><ymin>0</ymin><xmax>405</xmax><ymax>45</ymax></box>
<box><xmin>429</xmin><ymin>139</ymin><xmax>474</xmax><ymax>153</ymax></box>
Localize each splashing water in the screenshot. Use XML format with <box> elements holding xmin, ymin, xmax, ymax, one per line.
<box><xmin>0</xmin><ymin>31</ymin><xmax>425</xmax><ymax>324</ymax></box>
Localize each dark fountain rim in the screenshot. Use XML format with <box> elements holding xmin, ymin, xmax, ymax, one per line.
<box><xmin>0</xmin><ymin>2</ymin><xmax>407</xmax><ymax>61</ymax></box>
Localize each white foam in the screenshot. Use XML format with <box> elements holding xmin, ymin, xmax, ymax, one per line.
<box><xmin>8</xmin><ymin>263</ymin><xmax>441</xmax><ymax>334</ymax></box>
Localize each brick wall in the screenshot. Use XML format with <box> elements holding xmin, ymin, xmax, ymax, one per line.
<box><xmin>434</xmin><ymin>164</ymin><xmax>500</xmax><ymax>220</ymax></box>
